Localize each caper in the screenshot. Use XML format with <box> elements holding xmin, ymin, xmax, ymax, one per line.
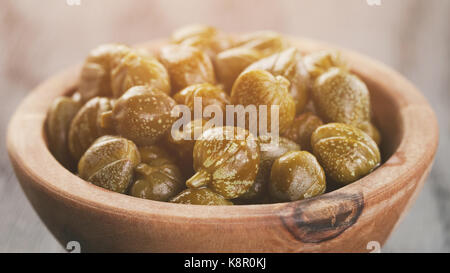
<box><xmin>172</xmin><ymin>24</ymin><xmax>233</xmax><ymax>58</ymax></box>
<box><xmin>170</xmin><ymin>188</ymin><xmax>233</xmax><ymax>206</ymax></box>
<box><xmin>101</xmin><ymin>86</ymin><xmax>177</xmax><ymax>146</ymax></box>
<box><xmin>187</xmin><ymin>126</ymin><xmax>260</xmax><ymax>199</ymax></box>
<box><xmin>231</xmin><ymin>69</ymin><xmax>296</xmax><ymax>134</ymax></box>
<box><xmin>166</xmin><ymin>119</ymin><xmax>208</xmax><ymax>178</ymax></box>
<box><xmin>173</xmin><ymin>83</ymin><xmax>230</xmax><ymax>120</ymax></box>
<box><xmin>78</xmin><ymin>44</ymin><xmax>131</xmax><ymax>102</ymax></box>
<box><xmin>282</xmin><ymin>112</ymin><xmax>324</xmax><ymax>152</ymax></box>
<box><xmin>159</xmin><ymin>44</ymin><xmax>216</xmax><ymax>92</ymax></box>
<box><xmin>245</xmin><ymin>47</ymin><xmax>310</xmax><ymax>113</ymax></box>
<box><xmin>68</xmin><ymin>97</ymin><xmax>114</xmax><ymax>160</ymax></box>
<box><xmin>78</xmin><ymin>135</ymin><xmax>141</xmax><ymax>193</ymax></box>
<box><xmin>235</xmin><ymin>31</ymin><xmax>287</xmax><ymax>57</ymax></box>
<box><xmin>130</xmin><ymin>156</ymin><xmax>184</xmax><ymax>201</ymax></box>
<box><xmin>312</xmin><ymin>68</ymin><xmax>371</xmax><ymax>126</ymax></box>
<box><xmin>46</xmin><ymin>94</ymin><xmax>82</xmax><ymax>169</ymax></box>
<box><xmin>238</xmin><ymin>136</ymin><xmax>300</xmax><ymax>203</ymax></box>
<box><xmin>111</xmin><ymin>51</ymin><xmax>170</xmax><ymax>98</ymax></box>
<box><xmin>269</xmin><ymin>151</ymin><xmax>326</xmax><ymax>202</ymax></box>
<box><xmin>304</xmin><ymin>50</ymin><xmax>347</xmax><ymax>80</ymax></box>
<box><xmin>357</xmin><ymin>121</ymin><xmax>381</xmax><ymax>146</ymax></box>
<box><xmin>311</xmin><ymin>123</ymin><xmax>381</xmax><ymax>185</ymax></box>
<box><xmin>215</xmin><ymin>47</ymin><xmax>262</xmax><ymax>92</ymax></box>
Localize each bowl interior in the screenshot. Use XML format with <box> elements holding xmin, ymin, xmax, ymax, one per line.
<box><xmin>42</xmin><ymin>49</ymin><xmax>404</xmax><ymax>203</ymax></box>
<box><xmin>355</xmin><ymin>71</ymin><xmax>402</xmax><ymax>162</ymax></box>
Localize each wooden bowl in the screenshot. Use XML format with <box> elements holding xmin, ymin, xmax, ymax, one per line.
<box><xmin>7</xmin><ymin>38</ymin><xmax>439</xmax><ymax>253</ymax></box>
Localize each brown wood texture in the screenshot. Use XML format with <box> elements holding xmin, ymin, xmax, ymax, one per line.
<box><xmin>6</xmin><ymin>38</ymin><xmax>439</xmax><ymax>252</ymax></box>
<box><xmin>1</xmin><ymin>0</ymin><xmax>449</xmax><ymax>252</ymax></box>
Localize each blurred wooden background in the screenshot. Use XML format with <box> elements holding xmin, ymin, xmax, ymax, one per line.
<box><xmin>0</xmin><ymin>0</ymin><xmax>449</xmax><ymax>252</ymax></box>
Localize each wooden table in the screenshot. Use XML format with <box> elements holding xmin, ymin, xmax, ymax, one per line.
<box><xmin>1</xmin><ymin>0</ymin><xmax>449</xmax><ymax>252</ymax></box>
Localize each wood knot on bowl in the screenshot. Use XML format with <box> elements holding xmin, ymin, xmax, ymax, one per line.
<box><xmin>280</xmin><ymin>191</ymin><xmax>364</xmax><ymax>243</ymax></box>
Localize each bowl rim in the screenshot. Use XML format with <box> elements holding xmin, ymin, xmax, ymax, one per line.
<box><xmin>7</xmin><ymin>37</ymin><xmax>439</xmax><ymax>223</ymax></box>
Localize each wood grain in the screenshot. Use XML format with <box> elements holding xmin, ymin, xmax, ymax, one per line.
<box><xmin>280</xmin><ymin>192</ymin><xmax>364</xmax><ymax>243</ymax></box>
<box><xmin>0</xmin><ymin>0</ymin><xmax>449</xmax><ymax>252</ymax></box>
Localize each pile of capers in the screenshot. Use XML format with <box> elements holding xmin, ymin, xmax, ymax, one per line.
<box><xmin>46</xmin><ymin>25</ymin><xmax>381</xmax><ymax>205</ymax></box>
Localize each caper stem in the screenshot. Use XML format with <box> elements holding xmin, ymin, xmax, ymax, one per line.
<box><xmin>186</xmin><ymin>169</ymin><xmax>210</xmax><ymax>188</ymax></box>
<box><xmin>100</xmin><ymin>110</ymin><xmax>114</xmax><ymax>130</ymax></box>
<box><xmin>134</xmin><ymin>163</ymin><xmax>156</xmax><ymax>176</ymax></box>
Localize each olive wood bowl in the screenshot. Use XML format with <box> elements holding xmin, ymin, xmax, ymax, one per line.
<box><xmin>7</xmin><ymin>38</ymin><xmax>439</xmax><ymax>252</ymax></box>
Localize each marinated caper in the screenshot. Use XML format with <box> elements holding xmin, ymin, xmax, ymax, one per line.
<box><xmin>311</xmin><ymin>123</ymin><xmax>381</xmax><ymax>185</ymax></box>
<box><xmin>111</xmin><ymin>51</ymin><xmax>170</xmax><ymax>98</ymax></box>
<box><xmin>78</xmin><ymin>44</ymin><xmax>131</xmax><ymax>102</ymax></box>
<box><xmin>312</xmin><ymin>68</ymin><xmax>371</xmax><ymax>126</ymax></box>
<box><xmin>78</xmin><ymin>135</ymin><xmax>141</xmax><ymax>193</ymax></box>
<box><xmin>269</xmin><ymin>151</ymin><xmax>326</xmax><ymax>202</ymax></box>
<box><xmin>235</xmin><ymin>31</ymin><xmax>287</xmax><ymax>57</ymax></box>
<box><xmin>172</xmin><ymin>24</ymin><xmax>233</xmax><ymax>58</ymax></box>
<box><xmin>215</xmin><ymin>47</ymin><xmax>262</xmax><ymax>91</ymax></box>
<box><xmin>101</xmin><ymin>86</ymin><xmax>177</xmax><ymax>146</ymax></box>
<box><xmin>173</xmin><ymin>83</ymin><xmax>230</xmax><ymax>119</ymax></box>
<box><xmin>303</xmin><ymin>99</ymin><xmax>317</xmax><ymax>115</ymax></box>
<box><xmin>258</xmin><ymin>135</ymin><xmax>301</xmax><ymax>160</ymax></box>
<box><xmin>238</xmin><ymin>136</ymin><xmax>300</xmax><ymax>203</ymax></box>
<box><xmin>304</xmin><ymin>50</ymin><xmax>347</xmax><ymax>80</ymax></box>
<box><xmin>138</xmin><ymin>145</ymin><xmax>172</xmax><ymax>163</ymax></box>
<box><xmin>159</xmin><ymin>45</ymin><xmax>216</xmax><ymax>92</ymax></box>
<box><xmin>172</xmin><ymin>24</ymin><xmax>218</xmax><ymax>43</ymax></box>
<box><xmin>282</xmin><ymin>112</ymin><xmax>323</xmax><ymax>152</ymax></box>
<box><xmin>130</xmin><ymin>146</ymin><xmax>184</xmax><ymax>201</ymax></box>
<box><xmin>166</xmin><ymin>119</ymin><xmax>208</xmax><ymax>177</ymax></box>
<box><xmin>68</xmin><ymin>97</ymin><xmax>114</xmax><ymax>160</ymax></box>
<box><xmin>230</xmin><ymin>69</ymin><xmax>296</xmax><ymax>134</ymax></box>
<box><xmin>170</xmin><ymin>188</ymin><xmax>233</xmax><ymax>206</ymax></box>
<box><xmin>357</xmin><ymin>121</ymin><xmax>381</xmax><ymax>146</ymax></box>
<box><xmin>46</xmin><ymin>94</ymin><xmax>82</xmax><ymax>169</ymax></box>
<box><xmin>187</xmin><ymin>126</ymin><xmax>260</xmax><ymax>199</ymax></box>
<box><xmin>245</xmin><ymin>47</ymin><xmax>310</xmax><ymax>114</ymax></box>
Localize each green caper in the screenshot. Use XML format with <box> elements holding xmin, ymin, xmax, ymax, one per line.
<box><xmin>303</xmin><ymin>50</ymin><xmax>347</xmax><ymax>80</ymax></box>
<box><xmin>269</xmin><ymin>151</ymin><xmax>326</xmax><ymax>202</ymax></box>
<box><xmin>159</xmin><ymin>44</ymin><xmax>216</xmax><ymax>92</ymax></box>
<box><xmin>111</xmin><ymin>51</ymin><xmax>170</xmax><ymax>98</ymax></box>
<box><xmin>245</xmin><ymin>47</ymin><xmax>310</xmax><ymax>114</ymax></box>
<box><xmin>357</xmin><ymin>121</ymin><xmax>382</xmax><ymax>146</ymax></box>
<box><xmin>166</xmin><ymin>119</ymin><xmax>208</xmax><ymax>178</ymax></box>
<box><xmin>78</xmin><ymin>135</ymin><xmax>141</xmax><ymax>193</ymax></box>
<box><xmin>130</xmin><ymin>145</ymin><xmax>184</xmax><ymax>201</ymax></box>
<box><xmin>78</xmin><ymin>44</ymin><xmax>131</xmax><ymax>102</ymax></box>
<box><xmin>238</xmin><ymin>136</ymin><xmax>300</xmax><ymax>203</ymax></box>
<box><xmin>282</xmin><ymin>112</ymin><xmax>324</xmax><ymax>152</ymax></box>
<box><xmin>312</xmin><ymin>68</ymin><xmax>371</xmax><ymax>126</ymax></box>
<box><xmin>68</xmin><ymin>97</ymin><xmax>114</xmax><ymax>160</ymax></box>
<box><xmin>101</xmin><ymin>86</ymin><xmax>177</xmax><ymax>146</ymax></box>
<box><xmin>46</xmin><ymin>94</ymin><xmax>82</xmax><ymax>169</ymax></box>
<box><xmin>230</xmin><ymin>69</ymin><xmax>296</xmax><ymax>134</ymax></box>
<box><xmin>170</xmin><ymin>188</ymin><xmax>233</xmax><ymax>206</ymax></box>
<box><xmin>311</xmin><ymin>123</ymin><xmax>381</xmax><ymax>185</ymax></box>
<box><xmin>187</xmin><ymin>126</ymin><xmax>260</xmax><ymax>199</ymax></box>
<box><xmin>131</xmin><ymin>160</ymin><xmax>184</xmax><ymax>202</ymax></box>
<box><xmin>171</xmin><ymin>24</ymin><xmax>234</xmax><ymax>58</ymax></box>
